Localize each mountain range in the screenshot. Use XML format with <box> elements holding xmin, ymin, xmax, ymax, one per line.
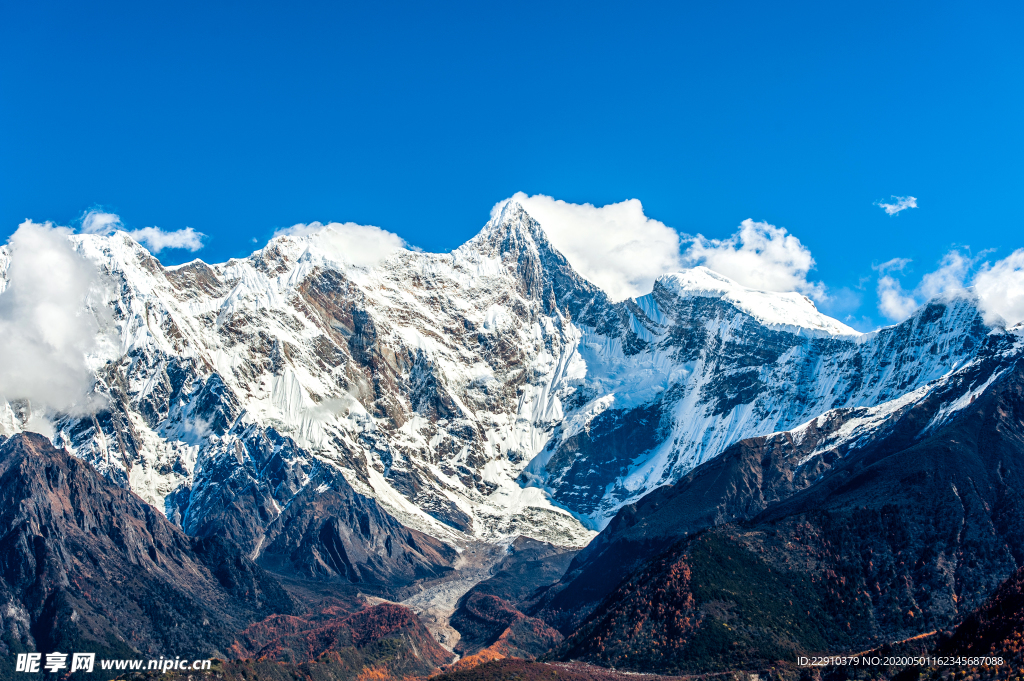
<box><xmin>1</xmin><ymin>201</ymin><xmax>1022</xmax><ymax>679</ymax></box>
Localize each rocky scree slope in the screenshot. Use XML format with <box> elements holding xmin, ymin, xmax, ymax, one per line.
<box><xmin>0</xmin><ymin>203</ymin><xmax>1011</xmax><ymax>556</ymax></box>
<box><xmin>449</xmin><ymin>537</ymin><xmax>577</xmax><ymax>659</ymax></box>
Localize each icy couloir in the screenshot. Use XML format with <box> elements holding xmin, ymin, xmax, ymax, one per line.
<box><xmin>0</xmin><ymin>201</ymin><xmax>1015</xmax><ymax>551</ymax></box>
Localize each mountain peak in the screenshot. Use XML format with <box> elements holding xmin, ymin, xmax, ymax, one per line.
<box><xmin>465</xmin><ymin>200</ymin><xmax>550</xmax><ymax>257</ymax></box>
<box><xmin>494</xmin><ymin>198</ymin><xmax>531</xmax><ymax>225</ymax></box>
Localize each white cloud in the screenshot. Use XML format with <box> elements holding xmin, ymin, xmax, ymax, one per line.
<box><xmin>874</xmin><ymin>257</ymin><xmax>911</xmax><ymax>275</ymax></box>
<box><xmin>875</xmin><ymin>196</ymin><xmax>918</xmax><ymax>216</ymax></box>
<box><xmin>78</xmin><ymin>209</ymin><xmax>205</xmax><ymax>254</ymax></box>
<box><xmin>682</xmin><ymin>219</ymin><xmax>828</xmax><ymax>301</ymax></box>
<box><xmin>873</xmin><ymin>257</ymin><xmax>919</xmax><ymax>322</ymax></box>
<box><xmin>973</xmin><ymin>249</ymin><xmax>1024</xmax><ymax>327</ymax></box>
<box><xmin>80</xmin><ymin>210</ymin><xmax>122</xmax><ymax>234</ymax></box>
<box><xmin>272</xmin><ymin>223</ymin><xmax>327</xmax><ymax>239</ymax></box>
<box><xmin>0</xmin><ymin>220</ymin><xmax>110</xmax><ymax>418</ymax></box>
<box><xmin>493</xmin><ymin>193</ymin><xmax>683</xmax><ymax>302</ymax></box>
<box><xmin>874</xmin><ymin>252</ymin><xmax>973</xmax><ymax>322</ymax></box>
<box><xmin>871</xmin><ymin>249</ymin><xmax>1024</xmax><ymax>326</ymax></box>
<box><xmin>272</xmin><ymin>221</ymin><xmax>407</xmax><ymax>268</ymax></box>
<box><xmin>876</xmin><ymin>275</ymin><xmax>919</xmax><ymax>322</ymax></box>
<box><xmin>918</xmin><ymin>251</ymin><xmax>971</xmax><ymax>300</ymax></box>
<box><xmin>125</xmin><ymin>226</ymin><xmax>204</xmax><ymax>253</ymax></box>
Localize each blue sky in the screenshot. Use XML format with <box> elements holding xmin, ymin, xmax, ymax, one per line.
<box><xmin>1</xmin><ymin>1</ymin><xmax>1022</xmax><ymax>329</ymax></box>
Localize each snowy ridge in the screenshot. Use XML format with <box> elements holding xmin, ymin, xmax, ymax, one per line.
<box><xmin>756</xmin><ymin>327</ymin><xmax>1024</xmax><ymax>472</ymax></box>
<box><xmin>46</xmin><ymin>208</ymin><xmax>602</xmax><ymax>548</ymax></box>
<box><xmin>656</xmin><ymin>268</ymin><xmax>859</xmax><ymax>337</ymax></box>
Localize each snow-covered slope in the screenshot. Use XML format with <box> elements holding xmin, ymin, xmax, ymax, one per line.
<box><xmin>657</xmin><ymin>268</ymin><xmax>858</xmax><ymax>336</ymax></box>
<box><xmin>0</xmin><ymin>202</ymin><xmax>1017</xmax><ymax>549</ymax></box>
<box><xmin>528</xmin><ymin>271</ymin><xmax>1012</xmax><ymax>525</ymax></box>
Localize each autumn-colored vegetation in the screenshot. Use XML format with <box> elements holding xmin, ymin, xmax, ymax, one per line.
<box><xmin>450</xmin><ymin>591</ymin><xmax>563</xmax><ymax>661</ymax></box>
<box><xmin>549</xmin><ymin>531</ymin><xmax>858</xmax><ymax>673</ymax></box>
<box><xmin>132</xmin><ymin>602</ymin><xmax>457</xmax><ymax>681</ymax></box>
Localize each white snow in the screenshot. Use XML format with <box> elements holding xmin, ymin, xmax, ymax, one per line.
<box><xmin>657</xmin><ymin>268</ymin><xmax>860</xmax><ymax>337</ymax></box>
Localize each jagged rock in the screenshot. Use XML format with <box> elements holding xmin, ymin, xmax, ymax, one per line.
<box><xmin>255</xmin><ymin>467</ymin><xmax>457</xmax><ymax>585</ymax></box>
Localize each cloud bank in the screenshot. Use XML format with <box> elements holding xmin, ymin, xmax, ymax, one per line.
<box><xmin>875</xmin><ymin>196</ymin><xmax>918</xmax><ymax>216</ymax></box>
<box><xmin>973</xmin><ymin>250</ymin><xmax>1024</xmax><ymax>327</ymax></box>
<box><xmin>80</xmin><ymin>210</ymin><xmax>122</xmax><ymax>235</ymax></box>
<box><xmin>79</xmin><ymin>209</ymin><xmax>205</xmax><ymax>253</ymax></box>
<box><xmin>498</xmin><ymin>193</ymin><xmax>828</xmax><ymax>304</ymax></box>
<box><xmin>0</xmin><ymin>221</ymin><xmax>109</xmax><ymax>418</ymax></box>
<box><xmin>875</xmin><ymin>275</ymin><xmax>918</xmax><ymax>322</ymax></box>
<box><xmin>874</xmin><ymin>248</ymin><xmax>1024</xmax><ymax>327</ymax></box>
<box><xmin>272</xmin><ymin>221</ymin><xmax>407</xmax><ymax>268</ymax></box>
<box><xmin>873</xmin><ymin>257</ymin><xmax>917</xmax><ymax>321</ymax></box>
<box><xmin>128</xmin><ymin>226</ymin><xmax>204</xmax><ymax>253</ymax></box>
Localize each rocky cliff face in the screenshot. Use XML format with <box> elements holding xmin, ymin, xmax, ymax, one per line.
<box><xmin>0</xmin><ymin>433</ymin><xmax>294</xmax><ymax>665</ymax></box>
<box><xmin>0</xmin><ymin>202</ymin><xmax>1016</xmax><ymax>554</ymax></box>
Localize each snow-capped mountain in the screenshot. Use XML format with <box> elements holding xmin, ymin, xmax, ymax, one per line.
<box><xmin>0</xmin><ymin>202</ymin><xmax>1017</xmax><ymax>551</ymax></box>
<box><xmin>534</xmin><ymin>265</ymin><xmax>1005</xmax><ymax>524</ymax></box>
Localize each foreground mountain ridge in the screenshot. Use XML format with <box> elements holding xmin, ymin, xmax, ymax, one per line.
<box><xmin>526</xmin><ymin>347</ymin><xmax>1024</xmax><ymax>673</ymax></box>
<box><xmin>0</xmin><ymin>432</ymin><xmax>460</xmax><ymax>681</ymax></box>
<box><xmin>0</xmin><ymin>202</ymin><xmax>1016</xmax><ymax>555</ymax></box>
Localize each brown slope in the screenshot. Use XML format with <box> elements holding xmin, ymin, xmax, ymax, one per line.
<box><xmin>231</xmin><ymin>602</ymin><xmax>452</xmax><ymax>673</ymax></box>
<box><xmin>432</xmin><ymin>659</ymin><xmax>689</xmax><ymax>681</ymax></box>
<box><xmin>942</xmin><ymin>566</ymin><xmax>1024</xmax><ymax>662</ymax></box>
<box><xmin>913</xmin><ymin>566</ymin><xmax>1024</xmax><ymax>680</ymax></box>
<box><xmin>0</xmin><ymin>433</ymin><xmax>295</xmax><ymax>678</ymax></box>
